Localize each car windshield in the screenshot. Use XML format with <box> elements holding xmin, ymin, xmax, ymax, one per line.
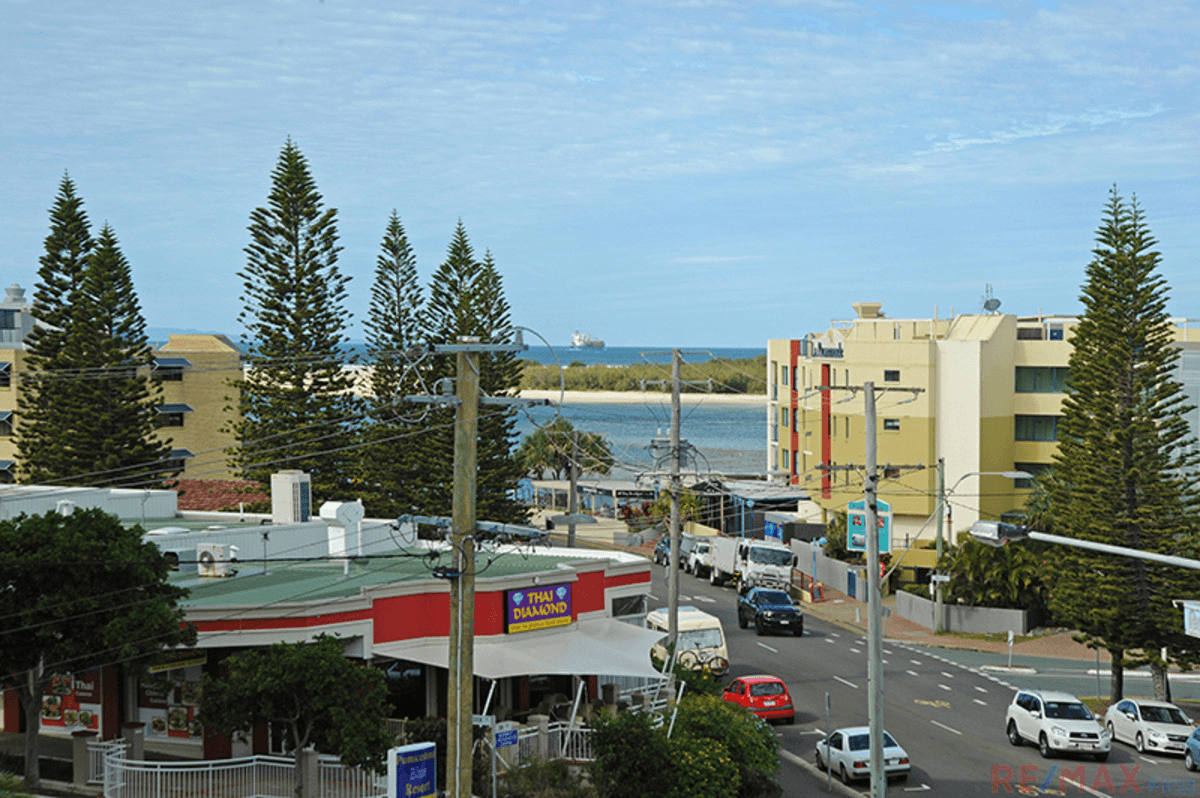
<box><xmin>756</xmin><ymin>591</ymin><xmax>791</xmax><ymax>605</ymax></box>
<box><xmin>749</xmin><ymin>682</ymin><xmax>786</xmax><ymax>697</ymax></box>
<box><xmin>678</xmin><ymin>629</ymin><xmax>723</xmax><ymax>650</ymax></box>
<box><xmin>749</xmin><ymin>548</ymin><xmax>792</xmax><ymax>566</ymax></box>
<box><xmin>1141</xmin><ymin>705</ymin><xmax>1190</xmax><ymax>725</ymax></box>
<box><xmin>847</xmin><ymin>732</ymin><xmax>898</xmax><ymax>751</ymax></box>
<box><xmin>1045</xmin><ymin>702</ymin><xmax>1092</xmax><ymax>720</ymax></box>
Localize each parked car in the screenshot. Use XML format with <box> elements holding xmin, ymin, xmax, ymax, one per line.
<box><xmin>1103</xmin><ymin>699</ymin><xmax>1193</xmax><ymax>755</ymax></box>
<box><xmin>1185</xmin><ymin>727</ymin><xmax>1200</xmax><ymax>771</ymax></box>
<box><xmin>737</xmin><ymin>587</ymin><xmax>803</xmax><ymax>636</ymax></box>
<box><xmin>1005</xmin><ymin>688</ymin><xmax>1110</xmax><ymax>760</ymax></box>
<box><xmin>722</xmin><ymin>675</ymin><xmax>794</xmax><ymax>725</ymax></box>
<box><xmin>815</xmin><ymin>726</ymin><xmax>910</xmax><ymax>784</ymax></box>
<box><xmin>686</xmin><ymin>539</ymin><xmax>712</xmax><ymax>576</ymax></box>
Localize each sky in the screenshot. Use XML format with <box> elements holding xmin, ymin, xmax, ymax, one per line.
<box><xmin>1</xmin><ymin>1</ymin><xmax>1197</xmax><ymax>348</ymax></box>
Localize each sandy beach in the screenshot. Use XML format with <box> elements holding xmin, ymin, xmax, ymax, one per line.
<box><xmin>518</xmin><ymin>389</ymin><xmax>765</xmax><ymax>405</ymax></box>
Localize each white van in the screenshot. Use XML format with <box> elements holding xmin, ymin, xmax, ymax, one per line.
<box><xmin>645</xmin><ymin>606</ymin><xmax>729</xmax><ymax>676</ymax></box>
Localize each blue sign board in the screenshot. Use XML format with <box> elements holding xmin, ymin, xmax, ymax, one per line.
<box><xmin>764</xmin><ymin>519</ymin><xmax>782</xmax><ymax>542</ymax></box>
<box><xmin>846</xmin><ymin>498</ymin><xmax>891</xmax><ymax>554</ymax></box>
<box><xmin>388</xmin><ymin>742</ymin><xmax>436</xmax><ymax>798</ymax></box>
<box><xmin>496</xmin><ymin>729</ymin><xmax>519</xmax><ymax>748</ymax></box>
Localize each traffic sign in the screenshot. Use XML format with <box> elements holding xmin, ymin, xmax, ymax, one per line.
<box><xmin>495</xmin><ymin>729</ymin><xmax>518</xmax><ymax>748</ymax></box>
<box><xmin>930</xmin><ymin>574</ymin><xmax>950</xmax><ymax>584</ymax></box>
<box><xmin>472</xmin><ymin>714</ymin><xmax>494</xmax><ymax>727</ymax></box>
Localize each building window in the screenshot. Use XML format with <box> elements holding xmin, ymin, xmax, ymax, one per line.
<box><xmin>165</xmin><ymin>448</ymin><xmax>194</xmax><ymax>474</ymax></box>
<box><xmin>156</xmin><ymin>403</ymin><xmax>194</xmax><ymax>428</ymax></box>
<box><xmin>0</xmin><ymin>310</ymin><xmax>16</xmax><ymax>329</ymax></box>
<box><xmin>1013</xmin><ymin>462</ymin><xmax>1052</xmax><ymax>489</ymax></box>
<box><xmin>782</xmin><ymin>410</ymin><xmax>789</xmax><ymax>428</ymax></box>
<box><xmin>1015</xmin><ymin>415</ymin><xmax>1059</xmax><ymax>442</ymax></box>
<box><xmin>883</xmin><ymin>418</ymin><xmax>900</xmax><ymax>431</ymax></box>
<box><xmin>1015</xmin><ymin>367</ymin><xmax>1069</xmax><ymax>393</ymax></box>
<box><xmin>781</xmin><ymin>365</ymin><xmax>789</xmax><ymax>388</ymax></box>
<box><xmin>153</xmin><ymin>357</ymin><xmax>191</xmax><ymax>382</ymax></box>
<box><xmin>832</xmin><ymin>417</ymin><xmax>838</xmax><ymax>436</ymax></box>
<box><xmin>781</xmin><ymin>449</ymin><xmax>790</xmax><ymax>470</ymax></box>
<box><xmin>0</xmin><ymin>411</ymin><xmax>12</xmax><ymax>436</ymax></box>
<box><xmin>0</xmin><ymin>362</ymin><xmax>9</xmax><ymax>389</ymax></box>
<box><xmin>884</xmin><ymin>369</ymin><xmax>900</xmax><ymax>382</ymax></box>
<box><xmin>0</xmin><ymin>459</ymin><xmax>13</xmax><ymax>484</ymax></box>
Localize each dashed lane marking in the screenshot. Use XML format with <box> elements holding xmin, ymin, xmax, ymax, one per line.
<box><xmin>931</xmin><ymin>719</ymin><xmax>962</xmax><ymax>735</ymax></box>
<box><xmin>758</xmin><ymin>642</ymin><xmax>778</xmax><ymax>653</ymax></box>
<box><xmin>834</xmin><ymin>676</ymin><xmax>859</xmax><ymax>689</ymax></box>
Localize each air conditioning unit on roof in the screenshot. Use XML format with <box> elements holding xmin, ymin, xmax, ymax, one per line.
<box><xmin>197</xmin><ymin>543</ymin><xmax>238</xmax><ymax>578</ymax></box>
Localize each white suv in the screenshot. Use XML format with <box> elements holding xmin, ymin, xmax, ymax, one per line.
<box><xmin>1006</xmin><ymin>689</ymin><xmax>1110</xmax><ymax>761</ymax></box>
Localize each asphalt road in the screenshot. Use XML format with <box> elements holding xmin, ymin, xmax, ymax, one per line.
<box><xmin>652</xmin><ymin>567</ymin><xmax>1199</xmax><ymax>797</ymax></box>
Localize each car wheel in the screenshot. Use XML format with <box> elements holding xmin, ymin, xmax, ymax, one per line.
<box><xmin>1185</xmin><ymin>750</ymin><xmax>1196</xmax><ymax>771</ymax></box>
<box><xmin>793</xmin><ymin>625</ymin><xmax>804</xmax><ymax>637</ymax></box>
<box><xmin>1094</xmin><ymin>752</ymin><xmax>1108</xmax><ymax>763</ymax></box>
<box><xmin>755</xmin><ymin>618</ymin><xmax>765</xmax><ymax>636</ymax></box>
<box><xmin>710</xmin><ymin>569</ymin><xmax>720</xmax><ymax>586</ymax></box>
<box><xmin>1106</xmin><ymin>721</ymin><xmax>1115</xmax><ymax>742</ymax></box>
<box><xmin>1039</xmin><ymin>733</ymin><xmax>1052</xmax><ymax>759</ymax></box>
<box><xmin>785</xmin><ymin>714</ymin><xmax>794</xmax><ymax>726</ymax></box>
<box><xmin>738</xmin><ymin>612</ymin><xmax>748</xmax><ymax>629</ymax></box>
<box><xmin>1135</xmin><ymin>732</ymin><xmax>1146</xmax><ymax>753</ymax></box>
<box><xmin>839</xmin><ymin>764</ymin><xmax>851</xmax><ymax>785</ymax></box>
<box><xmin>815</xmin><ymin>751</ymin><xmax>824</xmax><ymax>769</ymax></box>
<box><xmin>1007</xmin><ymin>720</ymin><xmax>1022</xmax><ymax>747</ymax></box>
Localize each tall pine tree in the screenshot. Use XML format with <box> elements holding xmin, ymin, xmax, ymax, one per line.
<box><xmin>17</xmin><ymin>174</ymin><xmax>95</xmax><ymax>482</ymax></box>
<box><xmin>359</xmin><ymin>211</ymin><xmax>429</xmax><ymax>517</ymax></box>
<box><xmin>17</xmin><ymin>178</ymin><xmax>170</xmax><ymax>485</ymax></box>
<box><xmin>77</xmin><ymin>223</ymin><xmax>175</xmax><ymax>484</ymax></box>
<box><xmin>416</xmin><ymin>224</ymin><xmax>527</xmax><ymax>523</ymax></box>
<box><xmin>1045</xmin><ymin>187</ymin><xmax>1200</xmax><ymax>702</ymax></box>
<box><xmin>228</xmin><ymin>139</ymin><xmax>359</xmax><ymax>501</ymax></box>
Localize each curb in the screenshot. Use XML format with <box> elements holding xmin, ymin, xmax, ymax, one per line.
<box><xmin>780</xmin><ymin>748</ymin><xmax>863</xmax><ymax>797</ymax></box>
<box><xmin>980</xmin><ymin>665</ymin><xmax>1038</xmax><ymax>676</ymax></box>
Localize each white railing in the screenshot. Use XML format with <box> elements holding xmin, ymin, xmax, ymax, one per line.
<box><xmin>88</xmin><ymin>739</ymin><xmax>129</xmax><ymax>784</ymax></box>
<box><xmin>102</xmin><ymin>753</ymin><xmax>385</xmax><ymax>798</ymax></box>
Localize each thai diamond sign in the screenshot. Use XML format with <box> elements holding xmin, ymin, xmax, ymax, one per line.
<box><xmin>505</xmin><ymin>584</ymin><xmax>573</xmax><ymax>633</ymax></box>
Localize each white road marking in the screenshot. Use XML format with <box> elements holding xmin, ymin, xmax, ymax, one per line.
<box><xmin>824</xmin><ymin>637</ymin><xmax>836</xmax><ymax>644</ymax></box>
<box><xmin>692</xmin><ymin>595</ymin><xmax>716</xmax><ymax>603</ymax></box>
<box><xmin>931</xmin><ymin>719</ymin><xmax>962</xmax><ymax>735</ymax></box>
<box><xmin>910</xmin><ymin>659</ymin><xmax>924</xmax><ymax>665</ymax></box>
<box><xmin>974</xmin><ymin>686</ymin><xmax>988</xmax><ymax>693</ymax></box>
<box><xmin>850</xmin><ymin>648</ymin><xmax>862</xmax><ymax>654</ymax></box>
<box><xmin>938</xmin><ymin>684</ymin><xmax>952</xmax><ymax>692</ymax></box>
<box><xmin>884</xmin><ymin>649</ymin><xmax>894</xmax><ymax>655</ymax></box>
<box><xmin>834</xmin><ymin>676</ymin><xmax>859</xmax><ymax>689</ymax></box>
<box><xmin>973</xmin><ymin>699</ymin><xmax>987</xmax><ymax>706</ymax></box>
<box><xmin>906</xmin><ymin>670</ymin><xmax>920</xmax><ymax>677</ymax></box>
<box><xmin>902</xmin><ymin>785</ymin><xmax>931</xmax><ymax>792</ymax></box>
<box><xmin>940</xmin><ymin>671</ymin><xmax>955</xmax><ymax>679</ymax></box>
<box><xmin>757</xmin><ymin>642</ymin><xmax>778</xmax><ymax>653</ymax></box>
<box><xmin>882</xmin><ymin>659</ymin><xmax>889</xmax><ymax>664</ymax></box>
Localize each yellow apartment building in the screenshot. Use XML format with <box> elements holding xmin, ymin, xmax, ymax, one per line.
<box><xmin>768</xmin><ymin>302</ymin><xmax>1200</xmax><ymax>545</ymax></box>
<box><xmin>0</xmin><ymin>284</ymin><xmax>242</xmax><ymax>482</ymax></box>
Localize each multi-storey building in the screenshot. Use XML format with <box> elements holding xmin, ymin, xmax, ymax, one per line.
<box><xmin>768</xmin><ymin>302</ymin><xmax>1200</xmax><ymax>544</ymax></box>
<box><xmin>0</xmin><ymin>283</ymin><xmax>242</xmax><ymax>482</ymax></box>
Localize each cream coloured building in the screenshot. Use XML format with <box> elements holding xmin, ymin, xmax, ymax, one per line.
<box><xmin>0</xmin><ymin>284</ymin><xmax>242</xmax><ymax>481</ymax></box>
<box><xmin>768</xmin><ymin>302</ymin><xmax>1200</xmax><ymax>545</ymax></box>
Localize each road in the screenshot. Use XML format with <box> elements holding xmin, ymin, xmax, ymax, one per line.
<box><xmin>651</xmin><ymin>567</ymin><xmax>1198</xmax><ymax>797</ymax></box>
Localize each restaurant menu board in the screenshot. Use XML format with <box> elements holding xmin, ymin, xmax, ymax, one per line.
<box><xmin>41</xmin><ymin>671</ymin><xmax>102</xmax><ymax>735</ymax></box>
<box><xmin>138</xmin><ymin>665</ymin><xmax>203</xmax><ymax>742</ymax></box>
<box><xmin>504</xmin><ymin>584</ymin><xmax>572</xmax><ymax>633</ymax></box>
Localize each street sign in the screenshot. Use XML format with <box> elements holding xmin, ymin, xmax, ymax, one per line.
<box><xmin>472</xmin><ymin>714</ymin><xmax>494</xmax><ymax>727</ymax></box>
<box><xmin>930</xmin><ymin>574</ymin><xmax>950</xmax><ymax>584</ymax></box>
<box><xmin>495</xmin><ymin>729</ymin><xmax>518</xmax><ymax>748</ymax></box>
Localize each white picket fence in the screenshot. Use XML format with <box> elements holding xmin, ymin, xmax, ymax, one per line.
<box><xmin>96</xmin><ymin>743</ymin><xmax>386</xmax><ymax>798</ymax></box>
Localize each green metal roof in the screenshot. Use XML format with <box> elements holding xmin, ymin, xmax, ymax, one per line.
<box><xmin>175</xmin><ymin>550</ymin><xmax>592</xmax><ymax>608</ymax></box>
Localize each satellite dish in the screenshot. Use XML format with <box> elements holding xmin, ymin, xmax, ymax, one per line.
<box><xmin>984</xmin><ymin>298</ymin><xmax>1001</xmax><ymax>312</ymax></box>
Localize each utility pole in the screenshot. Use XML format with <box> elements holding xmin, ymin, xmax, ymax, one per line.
<box><xmin>402</xmin><ymin>335</ymin><xmax>536</xmax><ymax>798</ymax></box>
<box><xmin>568</xmin><ymin>430</ymin><xmax>579</xmax><ymax>548</ymax></box>
<box><xmin>864</xmin><ymin>381</ymin><xmax>884</xmax><ymax>798</ymax></box>
<box><xmin>935</xmin><ymin>457</ymin><xmax>945</xmax><ymax>634</ymax></box>
<box><xmin>668</xmin><ymin>348</ymin><xmax>682</xmax><ymax>651</ymax></box>
<box><xmin>446</xmin><ymin>339</ymin><xmax>479</xmax><ymax>798</ymax></box>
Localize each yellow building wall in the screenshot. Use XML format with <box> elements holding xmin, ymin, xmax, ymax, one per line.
<box><xmin>157</xmin><ymin>335</ymin><xmax>243</xmax><ymax>481</ymax></box>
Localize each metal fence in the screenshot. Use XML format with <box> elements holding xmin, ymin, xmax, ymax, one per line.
<box><xmin>100</xmin><ymin>750</ymin><xmax>386</xmax><ymax>798</ymax></box>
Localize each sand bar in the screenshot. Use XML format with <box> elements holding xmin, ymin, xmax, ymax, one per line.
<box><xmin>518</xmin><ymin>389</ymin><xmax>765</xmax><ymax>405</ymax></box>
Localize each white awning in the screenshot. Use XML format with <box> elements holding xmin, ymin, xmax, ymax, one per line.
<box><xmin>373</xmin><ymin>617</ymin><xmax>667</xmax><ymax>680</ymax></box>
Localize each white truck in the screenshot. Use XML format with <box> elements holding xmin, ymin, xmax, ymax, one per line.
<box><xmin>707</xmin><ymin>535</ymin><xmax>796</xmax><ymax>591</ymax></box>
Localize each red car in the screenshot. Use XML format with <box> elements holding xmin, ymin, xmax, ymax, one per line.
<box><xmin>722</xmin><ymin>675</ymin><xmax>795</xmax><ymax>725</ymax></box>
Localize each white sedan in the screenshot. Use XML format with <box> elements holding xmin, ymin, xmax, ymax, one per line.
<box><xmin>1103</xmin><ymin>699</ymin><xmax>1194</xmax><ymax>755</ymax></box>
<box><xmin>815</xmin><ymin>726</ymin><xmax>911</xmax><ymax>784</ymax></box>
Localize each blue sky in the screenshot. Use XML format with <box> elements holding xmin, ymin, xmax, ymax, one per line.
<box><xmin>2</xmin><ymin>0</ymin><xmax>1196</xmax><ymax>348</ymax></box>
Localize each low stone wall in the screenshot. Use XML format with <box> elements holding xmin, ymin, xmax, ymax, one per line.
<box><xmin>895</xmin><ymin>590</ymin><xmax>1037</xmax><ymax>635</ymax></box>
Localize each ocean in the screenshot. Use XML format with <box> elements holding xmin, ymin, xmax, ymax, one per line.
<box><xmin>514</xmin><ymin>398</ymin><xmax>767</xmax><ymax>479</ymax></box>
<box><xmin>517</xmin><ymin>345</ymin><xmax>764</xmax><ymax>367</ymax></box>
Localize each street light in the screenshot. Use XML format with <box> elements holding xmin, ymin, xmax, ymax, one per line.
<box><xmin>935</xmin><ymin>467</ymin><xmax>1032</xmax><ymax>632</ymax></box>
<box><xmin>969</xmin><ymin>520</ymin><xmax>1200</xmax><ymax>571</ymax></box>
